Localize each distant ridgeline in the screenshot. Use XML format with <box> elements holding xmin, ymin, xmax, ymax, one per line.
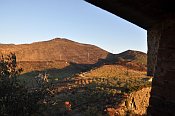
<box><xmin>0</xmin><ymin>38</ymin><xmax>109</xmax><ymax>63</ymax></box>
<box><xmin>0</xmin><ymin>38</ymin><xmax>147</xmax><ymax>74</ymax></box>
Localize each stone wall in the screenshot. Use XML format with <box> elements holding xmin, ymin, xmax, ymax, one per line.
<box><xmin>147</xmin><ymin>25</ymin><xmax>161</xmax><ymax>76</ymax></box>
<box><xmin>107</xmin><ymin>87</ymin><xmax>151</xmax><ymax>116</ymax></box>
<box><xmin>124</xmin><ymin>87</ymin><xmax>151</xmax><ymax>115</ymax></box>
<box><xmin>148</xmin><ymin>19</ymin><xmax>175</xmax><ymax>115</ymax></box>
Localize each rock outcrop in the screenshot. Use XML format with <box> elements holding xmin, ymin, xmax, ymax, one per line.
<box><xmin>107</xmin><ymin>87</ymin><xmax>151</xmax><ymax>116</ymax></box>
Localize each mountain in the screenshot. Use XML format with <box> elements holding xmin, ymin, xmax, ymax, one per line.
<box><xmin>0</xmin><ymin>38</ymin><xmax>109</xmax><ymax>64</ymax></box>
<box><xmin>0</xmin><ymin>38</ymin><xmax>147</xmax><ymax>78</ymax></box>
<box><xmin>116</xmin><ymin>50</ymin><xmax>147</xmax><ymax>65</ymax></box>
<box><xmin>78</xmin><ymin>50</ymin><xmax>147</xmax><ymax>79</ymax></box>
<box><xmin>114</xmin><ymin>50</ymin><xmax>147</xmax><ymax>71</ymax></box>
<box><xmin>0</xmin><ymin>38</ymin><xmax>110</xmax><ymax>75</ymax></box>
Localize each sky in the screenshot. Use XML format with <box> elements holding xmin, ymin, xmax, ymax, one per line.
<box><xmin>0</xmin><ymin>0</ymin><xmax>147</xmax><ymax>54</ymax></box>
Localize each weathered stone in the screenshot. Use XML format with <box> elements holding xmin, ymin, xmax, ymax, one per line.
<box><xmin>116</xmin><ymin>87</ymin><xmax>151</xmax><ymax>115</ymax></box>
<box><xmin>149</xmin><ymin>18</ymin><xmax>175</xmax><ymax>115</ymax></box>
<box><xmin>148</xmin><ymin>96</ymin><xmax>175</xmax><ymax>116</ymax></box>
<box><xmin>148</xmin><ymin>97</ymin><xmax>168</xmax><ymax>116</ymax></box>
<box><xmin>158</xmin><ymin>48</ymin><xmax>175</xmax><ymax>61</ymax></box>
<box><xmin>147</xmin><ymin>25</ymin><xmax>161</xmax><ymax>76</ymax></box>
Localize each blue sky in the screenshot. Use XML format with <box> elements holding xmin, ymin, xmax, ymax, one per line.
<box><xmin>0</xmin><ymin>0</ymin><xmax>147</xmax><ymax>53</ymax></box>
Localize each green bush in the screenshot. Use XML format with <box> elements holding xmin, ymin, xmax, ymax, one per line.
<box><xmin>0</xmin><ymin>53</ymin><xmax>50</xmax><ymax>115</ymax></box>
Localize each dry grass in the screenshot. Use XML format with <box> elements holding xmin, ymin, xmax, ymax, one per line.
<box><xmin>82</xmin><ymin>65</ymin><xmax>147</xmax><ymax>79</ymax></box>
<box><xmin>0</xmin><ymin>38</ymin><xmax>109</xmax><ymax>64</ymax></box>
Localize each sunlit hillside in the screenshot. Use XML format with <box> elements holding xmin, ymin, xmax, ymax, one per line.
<box><xmin>81</xmin><ymin>65</ymin><xmax>146</xmax><ymax>78</ymax></box>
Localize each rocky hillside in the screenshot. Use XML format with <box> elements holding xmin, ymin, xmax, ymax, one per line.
<box><xmin>0</xmin><ymin>38</ymin><xmax>109</xmax><ymax>64</ymax></box>
<box><xmin>0</xmin><ymin>39</ymin><xmax>147</xmax><ymax>77</ymax></box>
<box><xmin>116</xmin><ymin>50</ymin><xmax>147</xmax><ymax>65</ymax></box>
<box><xmin>113</xmin><ymin>50</ymin><xmax>147</xmax><ymax>71</ymax></box>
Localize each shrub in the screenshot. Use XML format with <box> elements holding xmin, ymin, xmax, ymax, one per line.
<box><xmin>0</xmin><ymin>53</ymin><xmax>51</xmax><ymax>115</ymax></box>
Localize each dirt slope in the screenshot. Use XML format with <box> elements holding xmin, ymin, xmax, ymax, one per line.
<box><xmin>0</xmin><ymin>39</ymin><xmax>147</xmax><ymax>78</ymax></box>
<box><xmin>0</xmin><ymin>38</ymin><xmax>109</xmax><ymax>64</ymax></box>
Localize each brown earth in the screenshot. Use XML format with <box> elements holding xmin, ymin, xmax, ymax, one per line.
<box><xmin>0</xmin><ymin>38</ymin><xmax>147</xmax><ymax>78</ymax></box>
<box><xmin>0</xmin><ymin>38</ymin><xmax>109</xmax><ymax>64</ymax></box>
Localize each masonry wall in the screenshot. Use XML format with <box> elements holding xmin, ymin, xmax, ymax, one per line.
<box><xmin>148</xmin><ymin>19</ymin><xmax>175</xmax><ymax>115</ymax></box>
<box><xmin>147</xmin><ymin>25</ymin><xmax>161</xmax><ymax>76</ymax></box>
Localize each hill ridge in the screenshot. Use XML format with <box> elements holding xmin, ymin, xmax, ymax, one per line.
<box><xmin>0</xmin><ymin>38</ymin><xmax>109</xmax><ymax>64</ymax></box>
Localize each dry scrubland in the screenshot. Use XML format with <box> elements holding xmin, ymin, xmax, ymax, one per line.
<box><xmin>82</xmin><ymin>65</ymin><xmax>147</xmax><ymax>78</ymax></box>
<box><xmin>0</xmin><ymin>38</ymin><xmax>109</xmax><ymax>64</ymax></box>
<box><xmin>0</xmin><ymin>39</ymin><xmax>151</xmax><ymax>115</ymax></box>
<box><xmin>36</xmin><ymin>65</ymin><xmax>151</xmax><ymax>116</ymax></box>
<box><xmin>18</xmin><ymin>64</ymin><xmax>151</xmax><ymax>115</ymax></box>
<box><xmin>0</xmin><ymin>55</ymin><xmax>151</xmax><ymax>116</ymax></box>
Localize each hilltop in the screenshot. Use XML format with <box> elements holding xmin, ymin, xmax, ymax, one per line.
<box><xmin>0</xmin><ymin>38</ymin><xmax>109</xmax><ymax>64</ymax></box>
<box><xmin>116</xmin><ymin>50</ymin><xmax>147</xmax><ymax>65</ymax></box>
<box><xmin>0</xmin><ymin>38</ymin><xmax>147</xmax><ymax>78</ymax></box>
<box><xmin>0</xmin><ymin>38</ymin><xmax>109</xmax><ymax>75</ymax></box>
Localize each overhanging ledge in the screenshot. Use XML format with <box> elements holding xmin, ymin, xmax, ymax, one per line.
<box><xmin>85</xmin><ymin>0</ymin><xmax>175</xmax><ymax>30</ymax></box>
